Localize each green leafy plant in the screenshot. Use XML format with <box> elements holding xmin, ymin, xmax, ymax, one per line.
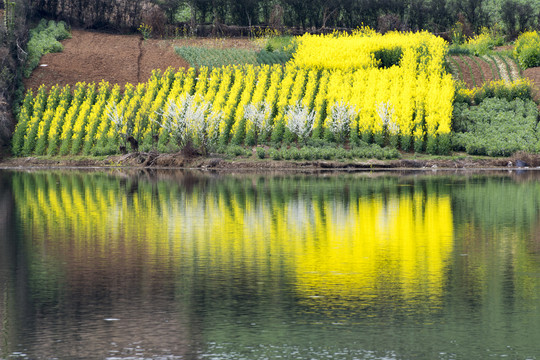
<box><xmin>175</xmin><ymin>46</ymin><xmax>291</xmax><ymax>68</ymax></box>
<box><xmin>455</xmin><ymin>79</ymin><xmax>533</xmax><ymax>106</ymax></box>
<box><xmin>452</xmin><ymin>97</ymin><xmax>540</xmax><ymax>156</ymax></box>
<box><xmin>256</xmin><ymin>147</ymin><xmax>266</xmax><ymax>159</ymax></box>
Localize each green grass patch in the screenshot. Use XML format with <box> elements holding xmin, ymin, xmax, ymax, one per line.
<box><xmin>264</xmin><ymin>35</ymin><xmax>296</xmax><ymax>53</ymax></box>
<box><xmin>25</xmin><ymin>19</ymin><xmax>71</xmax><ymax>78</ymax></box>
<box><xmin>215</xmin><ymin>142</ymin><xmax>400</xmax><ymax>161</ymax></box>
<box><xmin>175</xmin><ymin>46</ymin><xmax>291</xmax><ymax>68</ymax></box>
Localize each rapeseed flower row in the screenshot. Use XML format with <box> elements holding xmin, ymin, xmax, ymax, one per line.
<box><xmin>13</xmin><ymin>31</ymin><xmax>455</xmax><ymax>155</ymax></box>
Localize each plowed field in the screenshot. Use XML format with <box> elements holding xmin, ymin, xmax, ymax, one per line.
<box><xmin>23</xmin><ymin>29</ymin><xmax>259</xmax><ymax>91</ymax></box>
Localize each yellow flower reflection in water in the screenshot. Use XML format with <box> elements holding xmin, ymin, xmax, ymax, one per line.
<box><xmin>293</xmin><ymin>193</ymin><xmax>454</xmax><ymax>313</ymax></box>
<box><xmin>15</xmin><ymin>173</ymin><xmax>453</xmax><ymax>312</ymax></box>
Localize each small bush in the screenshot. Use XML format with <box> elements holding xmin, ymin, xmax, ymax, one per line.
<box><xmin>373</xmin><ymin>47</ymin><xmax>403</xmax><ymax>68</ymax></box>
<box><xmin>225</xmin><ymin>145</ymin><xmax>250</xmax><ymax>157</ymax></box>
<box><xmin>448</xmin><ymin>45</ymin><xmax>471</xmax><ymax>56</ymax></box>
<box><xmin>300</xmin><ymin>147</ymin><xmax>314</xmax><ymax>160</ymax></box>
<box><xmin>269</xmin><ymin>148</ymin><xmax>281</xmax><ymax>160</ymax></box>
<box><xmin>514</xmin><ymin>31</ymin><xmax>540</xmax><ymax>69</ymax></box>
<box><xmin>449</xmin><ymin>26</ymin><xmax>505</xmax><ymax>56</ymax></box>
<box><xmin>466</xmin><ymin>31</ymin><xmax>494</xmax><ymax>56</ymax></box>
<box><xmin>256</xmin><ymin>147</ymin><xmax>266</xmax><ymax>159</ymax></box>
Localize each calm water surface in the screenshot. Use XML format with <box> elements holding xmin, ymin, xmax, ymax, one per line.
<box><xmin>0</xmin><ymin>169</ymin><xmax>540</xmax><ymax>360</ymax></box>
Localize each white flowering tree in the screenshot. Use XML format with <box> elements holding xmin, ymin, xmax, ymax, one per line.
<box><xmin>106</xmin><ymin>102</ymin><xmax>132</xmax><ymax>152</ymax></box>
<box><xmin>328</xmin><ymin>100</ymin><xmax>358</xmax><ymax>143</ymax></box>
<box><xmin>243</xmin><ymin>101</ymin><xmax>272</xmax><ymax>145</ymax></box>
<box><xmin>285</xmin><ymin>101</ymin><xmax>317</xmax><ymax>144</ymax></box>
<box><xmin>157</xmin><ymin>94</ymin><xmax>221</xmax><ymax>154</ymax></box>
<box><xmin>376</xmin><ymin>101</ymin><xmax>398</xmax><ymax>147</ymax></box>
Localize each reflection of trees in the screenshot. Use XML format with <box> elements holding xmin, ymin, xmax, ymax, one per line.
<box><xmin>0</xmin><ymin>171</ymin><xmax>26</xmax><ymax>357</ymax></box>
<box><xmin>451</xmin><ymin>175</ymin><xmax>540</xmax><ymax>231</ymax></box>
<box><xmin>442</xmin><ymin>174</ymin><xmax>540</xmax><ymax>350</ymax></box>
<box><xmin>8</xmin><ymin>170</ymin><xmax>540</xmax><ymax>358</ymax></box>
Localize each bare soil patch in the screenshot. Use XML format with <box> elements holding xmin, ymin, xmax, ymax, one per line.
<box><xmin>23</xmin><ymin>29</ymin><xmax>188</xmax><ymax>92</ymax></box>
<box><xmin>473</xmin><ymin>56</ymin><xmax>497</xmax><ymax>83</ymax></box>
<box><xmin>23</xmin><ymin>29</ymin><xmax>262</xmax><ymax>92</ymax></box>
<box><xmin>523</xmin><ymin>67</ymin><xmax>540</xmax><ymax>101</ymax></box>
<box><xmin>451</xmin><ymin>56</ymin><xmax>475</xmax><ymax>88</ymax></box>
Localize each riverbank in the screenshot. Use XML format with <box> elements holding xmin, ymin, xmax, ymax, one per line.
<box><xmin>1</xmin><ymin>151</ymin><xmax>538</xmax><ymax>171</ymax></box>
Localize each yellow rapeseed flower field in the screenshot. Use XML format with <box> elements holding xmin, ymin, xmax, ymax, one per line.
<box><xmin>14</xmin><ymin>29</ymin><xmax>457</xmax><ymax>155</ymax></box>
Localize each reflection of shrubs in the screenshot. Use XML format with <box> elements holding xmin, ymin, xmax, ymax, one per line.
<box><xmin>24</xmin><ymin>19</ymin><xmax>71</xmax><ymax>78</ymax></box>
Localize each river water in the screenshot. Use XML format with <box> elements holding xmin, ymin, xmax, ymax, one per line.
<box><xmin>0</xmin><ymin>169</ymin><xmax>539</xmax><ymax>360</ymax></box>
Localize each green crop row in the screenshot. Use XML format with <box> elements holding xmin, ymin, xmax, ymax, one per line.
<box><xmin>452</xmin><ymin>97</ymin><xmax>540</xmax><ymax>156</ymax></box>
<box><xmin>175</xmin><ymin>46</ymin><xmax>291</xmax><ymax>68</ymax></box>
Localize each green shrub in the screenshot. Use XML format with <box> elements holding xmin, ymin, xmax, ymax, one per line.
<box><xmin>289</xmin><ymin>147</ymin><xmax>302</xmax><ymax>160</ymax></box>
<box><xmin>449</xmin><ymin>26</ymin><xmax>504</xmax><ymax>56</ymax></box>
<box><xmin>225</xmin><ymin>145</ymin><xmax>250</xmax><ymax>157</ymax></box>
<box><xmin>373</xmin><ymin>47</ymin><xmax>403</xmax><ymax>68</ymax></box>
<box><xmin>25</xmin><ymin>19</ymin><xmax>71</xmax><ymax>78</ymax></box>
<box><xmin>212</xmin><ymin>143</ymin><xmax>401</xmax><ymax>161</ymax></box>
<box><xmin>266</xmin><ymin>36</ymin><xmax>296</xmax><ymax>54</ymax></box>
<box><xmin>448</xmin><ymin>45</ymin><xmax>471</xmax><ymax>56</ymax></box>
<box><xmin>300</xmin><ymin>147</ymin><xmax>314</xmax><ymax>160</ymax></box>
<box><xmin>256</xmin><ymin>147</ymin><xmax>266</xmax><ymax>159</ymax></box>
<box><xmin>268</xmin><ymin>148</ymin><xmax>281</xmax><ymax>160</ymax></box>
<box><xmin>514</xmin><ymin>31</ymin><xmax>540</xmax><ymax>69</ymax></box>
<box><xmin>516</xmin><ymin>44</ymin><xmax>540</xmax><ymax>69</ymax></box>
